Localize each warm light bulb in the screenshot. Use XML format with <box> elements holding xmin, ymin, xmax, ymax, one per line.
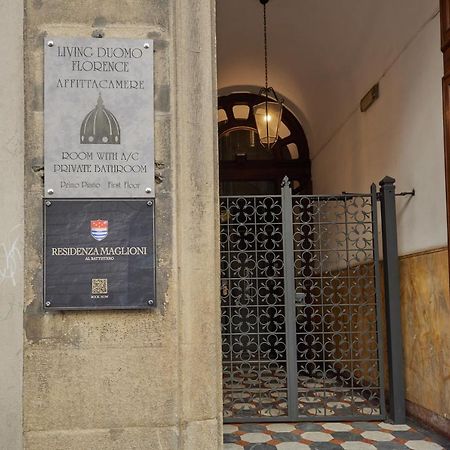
<box><xmin>253</xmin><ymin>98</ymin><xmax>283</xmax><ymax>148</ymax></box>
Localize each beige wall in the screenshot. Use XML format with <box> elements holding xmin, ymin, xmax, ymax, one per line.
<box><xmin>23</xmin><ymin>1</ymin><xmax>221</xmax><ymax>449</ymax></box>
<box><xmin>312</xmin><ymin>15</ymin><xmax>446</xmax><ymax>256</ymax></box>
<box><xmin>0</xmin><ymin>0</ymin><xmax>24</xmax><ymax>449</ymax></box>
<box><xmin>311</xmin><ymin>11</ymin><xmax>449</xmax><ymax>431</ymax></box>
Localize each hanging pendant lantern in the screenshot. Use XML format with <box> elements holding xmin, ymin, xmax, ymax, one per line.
<box><xmin>253</xmin><ymin>0</ymin><xmax>283</xmax><ymax>149</ymax></box>
<box><xmin>253</xmin><ymin>87</ymin><xmax>283</xmax><ymax>148</ymax></box>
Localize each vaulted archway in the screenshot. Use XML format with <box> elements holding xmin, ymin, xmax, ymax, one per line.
<box><xmin>218</xmin><ymin>92</ymin><xmax>311</xmax><ymax>195</ymax></box>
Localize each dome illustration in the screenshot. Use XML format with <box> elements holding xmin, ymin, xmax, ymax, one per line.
<box><xmin>80</xmin><ymin>94</ymin><xmax>120</xmax><ymax>144</ymax></box>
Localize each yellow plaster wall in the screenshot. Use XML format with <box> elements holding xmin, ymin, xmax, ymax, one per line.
<box><xmin>399</xmin><ymin>248</ymin><xmax>450</xmax><ymax>421</ymax></box>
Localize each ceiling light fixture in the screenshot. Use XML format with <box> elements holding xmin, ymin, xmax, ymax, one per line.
<box><xmin>253</xmin><ymin>0</ymin><xmax>283</xmax><ymax>149</ymax></box>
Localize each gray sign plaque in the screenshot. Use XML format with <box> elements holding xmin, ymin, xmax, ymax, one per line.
<box><xmin>44</xmin><ymin>199</ymin><xmax>156</xmax><ymax>310</ymax></box>
<box><xmin>44</xmin><ymin>37</ymin><xmax>154</xmax><ymax>198</ymax></box>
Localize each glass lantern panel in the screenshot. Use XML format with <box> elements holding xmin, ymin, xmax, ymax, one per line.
<box><xmin>253</xmin><ymin>101</ymin><xmax>283</xmax><ymax>147</ymax></box>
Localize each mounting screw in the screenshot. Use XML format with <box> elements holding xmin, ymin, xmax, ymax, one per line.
<box><xmin>144</xmin><ymin>42</ymin><xmax>150</xmax><ymax>49</ymax></box>
<box><xmin>147</xmin><ymin>200</ymin><xmax>153</xmax><ymax>206</ymax></box>
<box><xmin>45</xmin><ymin>301</ymin><xmax>51</xmax><ymax>307</ymax></box>
<box><xmin>147</xmin><ymin>299</ymin><xmax>154</xmax><ymax>305</ymax></box>
<box><xmin>92</xmin><ymin>29</ymin><xmax>105</xmax><ymax>39</ymax></box>
<box><xmin>145</xmin><ymin>187</ymin><xmax>152</xmax><ymax>194</ymax></box>
<box><xmin>47</xmin><ymin>188</ymin><xmax>54</xmax><ymax>195</ymax></box>
<box><xmin>47</xmin><ymin>40</ymin><xmax>54</xmax><ymax>47</ymax></box>
<box><xmin>45</xmin><ymin>201</ymin><xmax>52</xmax><ymax>206</ymax></box>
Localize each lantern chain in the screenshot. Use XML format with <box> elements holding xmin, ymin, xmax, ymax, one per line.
<box><xmin>264</xmin><ymin>2</ymin><xmax>268</xmax><ymax>91</ymax></box>
<box><xmin>263</xmin><ymin>1</ymin><xmax>269</xmax><ymax>146</ymax></box>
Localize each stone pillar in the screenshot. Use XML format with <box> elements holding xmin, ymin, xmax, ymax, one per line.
<box><xmin>0</xmin><ymin>0</ymin><xmax>24</xmax><ymax>449</ymax></box>
<box><xmin>174</xmin><ymin>1</ymin><xmax>222</xmax><ymax>447</ymax></box>
<box><xmin>23</xmin><ymin>1</ymin><xmax>221</xmax><ymax>448</ymax></box>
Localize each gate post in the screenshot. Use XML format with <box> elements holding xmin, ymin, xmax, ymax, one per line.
<box><xmin>379</xmin><ymin>176</ymin><xmax>406</xmax><ymax>423</ymax></box>
<box><xmin>281</xmin><ymin>176</ymin><xmax>298</xmax><ymax>419</ymax></box>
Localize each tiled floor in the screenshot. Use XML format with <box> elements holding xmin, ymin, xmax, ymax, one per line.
<box><xmin>224</xmin><ymin>374</ymin><xmax>382</xmax><ymax>419</ymax></box>
<box><xmin>223</xmin><ymin>421</ymin><xmax>450</xmax><ymax>450</ymax></box>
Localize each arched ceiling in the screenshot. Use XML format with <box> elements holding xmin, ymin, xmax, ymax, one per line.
<box><xmin>217</xmin><ymin>0</ymin><xmax>439</xmax><ymax>154</ymax></box>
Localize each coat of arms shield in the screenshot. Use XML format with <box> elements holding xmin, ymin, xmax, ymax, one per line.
<box><xmin>90</xmin><ymin>219</ymin><xmax>108</xmax><ymax>241</ymax></box>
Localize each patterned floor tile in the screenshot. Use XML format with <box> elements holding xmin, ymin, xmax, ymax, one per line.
<box><xmin>261</xmin><ymin>408</ymin><xmax>285</xmax><ymax>417</ymax></box>
<box><xmin>358</xmin><ymin>407</ymin><xmax>382</xmax><ymax>415</ymax></box>
<box><xmin>234</xmin><ymin>403</ymin><xmax>257</xmax><ymax>411</ymax></box>
<box><xmin>361</xmin><ymin>431</ymin><xmax>395</xmax><ymax>441</ymax></box>
<box><xmin>299</xmin><ymin>396</ymin><xmax>322</xmax><ymax>404</ymax></box>
<box><xmin>224</xmin><ymin>374</ymin><xmax>385</xmax><ymax>419</ymax></box>
<box><xmin>353</xmin><ymin>422</ymin><xmax>384</xmax><ymax>431</ymax></box>
<box><xmin>301</xmin><ymin>431</ymin><xmax>333</xmax><ymax>442</ymax></box>
<box><xmin>313</xmin><ymin>392</ymin><xmax>335</xmax><ymax>398</ymax></box>
<box><xmin>306</xmin><ymin>408</ymin><xmax>336</xmax><ymax>416</ymax></box>
<box><xmin>331</xmin><ymin>431</ymin><xmax>364</xmax><ymax>441</ymax></box>
<box><xmin>224</xmin><ymin>425</ymin><xmax>240</xmax><ymax>433</ymax></box>
<box><xmin>224</xmin><ymin>433</ymin><xmax>241</xmax><ymax>444</ymax></box>
<box><xmin>341</xmin><ymin>443</ymin><xmax>377</xmax><ymax>450</ymax></box>
<box><xmin>224</xmin><ymin>421</ymin><xmax>449</xmax><ymax>450</ymax></box>
<box><xmin>239</xmin><ymin>424</ymin><xmax>268</xmax><ymax>433</ymax></box>
<box><xmin>393</xmin><ymin>431</ymin><xmax>427</xmax><ymax>441</ymax></box>
<box><xmin>343</xmin><ymin>395</ymin><xmax>365</xmax><ymax>403</ymax></box>
<box><xmin>267</xmin><ymin>424</ymin><xmax>297</xmax><ymax>433</ymax></box>
<box><xmin>379</xmin><ymin>422</ymin><xmax>410</xmax><ymax>431</ymax></box>
<box><xmin>224</xmin><ymin>444</ymin><xmax>243</xmax><ymax>450</ymax></box>
<box><xmin>272</xmin><ymin>432</ymin><xmax>304</xmax><ymax>442</ymax></box>
<box><xmin>241</xmin><ymin>432</ymin><xmax>272</xmax><ymax>443</ymax></box>
<box><xmin>405</xmin><ymin>441</ymin><xmax>445</xmax><ymax>450</ymax></box>
<box><xmin>276</xmin><ymin>444</ymin><xmax>310</xmax><ymax>450</ymax></box>
<box><xmin>322</xmin><ymin>423</ymin><xmax>353</xmax><ymax>432</ymax></box>
<box><xmin>374</xmin><ymin>442</ymin><xmax>410</xmax><ymax>450</ymax></box>
<box><xmin>295</xmin><ymin>423</ymin><xmax>325</xmax><ymax>432</ymax></box>
<box><xmin>310</xmin><ymin>444</ymin><xmax>345</xmax><ymax>450</ymax></box>
<box><xmin>244</xmin><ymin>445</ymin><xmax>277</xmax><ymax>450</ymax></box>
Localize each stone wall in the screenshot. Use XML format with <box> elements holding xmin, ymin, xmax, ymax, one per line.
<box><xmin>0</xmin><ymin>0</ymin><xmax>24</xmax><ymax>449</ymax></box>
<box><xmin>23</xmin><ymin>1</ymin><xmax>221</xmax><ymax>449</ymax></box>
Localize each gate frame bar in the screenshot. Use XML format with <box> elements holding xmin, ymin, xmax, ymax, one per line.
<box><xmin>371</xmin><ymin>183</ymin><xmax>388</xmax><ymax>420</ymax></box>
<box><xmin>379</xmin><ymin>176</ymin><xmax>406</xmax><ymax>424</ymax></box>
<box><xmin>281</xmin><ymin>176</ymin><xmax>300</xmax><ymax>420</ymax></box>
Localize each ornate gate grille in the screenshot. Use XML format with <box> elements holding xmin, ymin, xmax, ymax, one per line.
<box><xmin>220</xmin><ymin>180</ymin><xmax>385</xmax><ymax>422</ymax></box>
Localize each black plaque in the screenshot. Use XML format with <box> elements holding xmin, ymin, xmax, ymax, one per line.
<box><xmin>44</xmin><ymin>199</ymin><xmax>156</xmax><ymax>310</ymax></box>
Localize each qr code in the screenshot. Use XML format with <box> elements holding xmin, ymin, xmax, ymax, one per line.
<box><xmin>91</xmin><ymin>278</ymin><xmax>108</xmax><ymax>295</ymax></box>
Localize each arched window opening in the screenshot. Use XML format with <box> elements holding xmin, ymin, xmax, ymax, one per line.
<box><xmin>218</xmin><ymin>92</ymin><xmax>311</xmax><ymax>196</ymax></box>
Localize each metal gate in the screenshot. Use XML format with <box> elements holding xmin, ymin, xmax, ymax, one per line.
<box><xmin>220</xmin><ymin>178</ymin><xmax>385</xmax><ymax>422</ymax></box>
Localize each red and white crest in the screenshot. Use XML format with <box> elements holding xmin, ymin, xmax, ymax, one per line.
<box><xmin>90</xmin><ymin>219</ymin><xmax>108</xmax><ymax>241</ymax></box>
